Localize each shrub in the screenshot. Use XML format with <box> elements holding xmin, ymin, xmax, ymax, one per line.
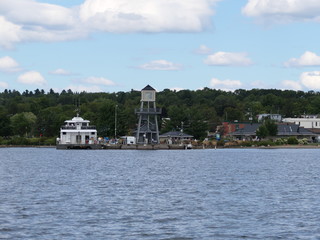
<box><xmin>257</xmin><ymin>140</ymin><xmax>275</xmax><ymax>146</ymax></box>
<box><xmin>44</xmin><ymin>137</ymin><xmax>56</xmax><ymax>145</ymax></box>
<box><xmin>217</xmin><ymin>140</ymin><xmax>225</xmax><ymax>146</ymax></box>
<box><xmin>7</xmin><ymin>137</ymin><xmax>30</xmax><ymax>145</ymax></box>
<box><xmin>240</xmin><ymin>141</ymin><xmax>254</xmax><ymax>147</ymax></box>
<box><xmin>298</xmin><ymin>138</ymin><xmax>308</xmax><ymax>145</ymax></box>
<box><xmin>287</xmin><ymin>137</ymin><xmax>299</xmax><ymax>145</ymax></box>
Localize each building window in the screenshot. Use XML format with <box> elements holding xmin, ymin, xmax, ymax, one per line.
<box><xmin>91</xmin><ymin>132</ymin><xmax>95</xmax><ymax>135</ymax></box>
<box><xmin>63</xmin><ymin>132</ymin><xmax>66</xmax><ymax>135</ymax></box>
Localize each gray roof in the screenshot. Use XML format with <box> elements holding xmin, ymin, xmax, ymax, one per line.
<box><xmin>229</xmin><ymin>123</ymin><xmax>317</xmax><ymax>137</ymax></box>
<box><xmin>228</xmin><ymin>123</ymin><xmax>260</xmax><ymax>136</ymax></box>
<box><xmin>159</xmin><ymin>131</ymin><xmax>193</xmax><ymax>138</ymax></box>
<box><xmin>277</xmin><ymin>124</ymin><xmax>316</xmax><ymax>136</ymax></box>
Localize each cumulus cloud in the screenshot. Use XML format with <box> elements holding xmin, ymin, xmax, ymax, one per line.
<box><xmin>242</xmin><ymin>0</ymin><xmax>320</xmax><ymax>24</ymax></box>
<box><xmin>79</xmin><ymin>0</ymin><xmax>218</xmax><ymax>32</ymax></box>
<box><xmin>0</xmin><ymin>81</ymin><xmax>9</xmax><ymax>89</ymax></box>
<box><xmin>0</xmin><ymin>0</ymin><xmax>220</xmax><ymax>48</ymax></box>
<box><xmin>300</xmin><ymin>71</ymin><xmax>320</xmax><ymax>89</ymax></box>
<box><xmin>204</xmin><ymin>52</ymin><xmax>253</xmax><ymax>66</ymax></box>
<box><xmin>49</xmin><ymin>68</ymin><xmax>72</xmax><ymax>75</ymax></box>
<box><xmin>17</xmin><ymin>71</ymin><xmax>46</xmax><ymax>85</ymax></box>
<box><xmin>0</xmin><ymin>0</ymin><xmax>86</xmax><ymax>49</ymax></box>
<box><xmin>139</xmin><ymin>60</ymin><xmax>183</xmax><ymax>71</ymax></box>
<box><xmin>0</xmin><ymin>56</ymin><xmax>20</xmax><ymax>72</ymax></box>
<box><xmin>284</xmin><ymin>51</ymin><xmax>320</xmax><ymax>67</ymax></box>
<box><xmin>281</xmin><ymin>80</ymin><xmax>302</xmax><ymax>90</ymax></box>
<box><xmin>194</xmin><ymin>45</ymin><xmax>213</xmax><ymax>55</ymax></box>
<box><xmin>66</xmin><ymin>85</ymin><xmax>103</xmax><ymax>93</ymax></box>
<box><xmin>0</xmin><ymin>16</ymin><xmax>21</xmax><ymax>49</ymax></box>
<box><xmin>83</xmin><ymin>76</ymin><xmax>115</xmax><ymax>86</ymax></box>
<box><xmin>209</xmin><ymin>78</ymin><xmax>242</xmax><ymax>91</ymax></box>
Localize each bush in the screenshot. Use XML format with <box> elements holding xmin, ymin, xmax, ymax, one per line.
<box><xmin>298</xmin><ymin>138</ymin><xmax>308</xmax><ymax>145</ymax></box>
<box><xmin>287</xmin><ymin>137</ymin><xmax>299</xmax><ymax>145</ymax></box>
<box><xmin>240</xmin><ymin>141</ymin><xmax>254</xmax><ymax>147</ymax></box>
<box><xmin>257</xmin><ymin>140</ymin><xmax>275</xmax><ymax>146</ymax></box>
<box><xmin>217</xmin><ymin>140</ymin><xmax>225</xmax><ymax>146</ymax></box>
<box><xmin>43</xmin><ymin>137</ymin><xmax>56</xmax><ymax>145</ymax></box>
<box><xmin>7</xmin><ymin>137</ymin><xmax>30</xmax><ymax>145</ymax></box>
<box><xmin>275</xmin><ymin>138</ymin><xmax>287</xmax><ymax>145</ymax></box>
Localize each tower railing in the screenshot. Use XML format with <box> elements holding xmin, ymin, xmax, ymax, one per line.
<box><xmin>135</xmin><ymin>108</ymin><xmax>162</xmax><ymax>114</ymax></box>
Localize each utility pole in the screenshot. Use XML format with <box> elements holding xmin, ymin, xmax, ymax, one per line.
<box><xmin>115</xmin><ymin>104</ymin><xmax>118</xmax><ymax>139</ymax></box>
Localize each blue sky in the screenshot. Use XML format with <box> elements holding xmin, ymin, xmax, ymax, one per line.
<box><xmin>1</xmin><ymin>0</ymin><xmax>320</xmax><ymax>93</ymax></box>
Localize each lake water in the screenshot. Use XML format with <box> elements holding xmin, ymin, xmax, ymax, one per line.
<box><xmin>1</xmin><ymin>148</ymin><xmax>320</xmax><ymax>239</ymax></box>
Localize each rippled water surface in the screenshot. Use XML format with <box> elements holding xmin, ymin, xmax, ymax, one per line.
<box><xmin>1</xmin><ymin>148</ymin><xmax>320</xmax><ymax>239</ymax></box>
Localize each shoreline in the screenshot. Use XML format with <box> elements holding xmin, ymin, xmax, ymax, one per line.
<box><xmin>1</xmin><ymin>144</ymin><xmax>320</xmax><ymax>149</ymax></box>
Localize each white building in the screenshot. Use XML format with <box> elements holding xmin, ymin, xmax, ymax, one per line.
<box><xmin>58</xmin><ymin>115</ymin><xmax>97</xmax><ymax>145</ymax></box>
<box><xmin>282</xmin><ymin>117</ymin><xmax>320</xmax><ymax>129</ymax></box>
<box><xmin>257</xmin><ymin>114</ymin><xmax>282</xmax><ymax>122</ymax></box>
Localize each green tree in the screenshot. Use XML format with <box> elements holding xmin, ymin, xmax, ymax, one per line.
<box><xmin>256</xmin><ymin>125</ymin><xmax>268</xmax><ymax>139</ymax></box>
<box><xmin>10</xmin><ymin>112</ymin><xmax>37</xmax><ymax>137</ymax></box>
<box><xmin>256</xmin><ymin>120</ymin><xmax>278</xmax><ymax>139</ymax></box>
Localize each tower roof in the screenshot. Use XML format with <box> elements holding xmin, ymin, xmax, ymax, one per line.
<box><xmin>142</xmin><ymin>85</ymin><xmax>155</xmax><ymax>91</ymax></box>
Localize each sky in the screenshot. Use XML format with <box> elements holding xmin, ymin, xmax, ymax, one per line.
<box><xmin>1</xmin><ymin>0</ymin><xmax>320</xmax><ymax>93</ymax></box>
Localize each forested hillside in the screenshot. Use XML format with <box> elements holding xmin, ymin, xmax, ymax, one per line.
<box><xmin>1</xmin><ymin>88</ymin><xmax>320</xmax><ymax>140</ymax></box>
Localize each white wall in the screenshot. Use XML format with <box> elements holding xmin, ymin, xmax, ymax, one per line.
<box><xmin>283</xmin><ymin>118</ymin><xmax>320</xmax><ymax>129</ymax></box>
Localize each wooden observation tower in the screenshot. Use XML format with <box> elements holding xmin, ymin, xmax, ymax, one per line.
<box><xmin>135</xmin><ymin>85</ymin><xmax>161</xmax><ymax>144</ymax></box>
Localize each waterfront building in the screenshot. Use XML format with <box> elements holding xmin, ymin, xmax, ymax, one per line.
<box><xmin>57</xmin><ymin>114</ymin><xmax>97</xmax><ymax>145</ymax></box>
<box><xmin>159</xmin><ymin>131</ymin><xmax>194</xmax><ymax>144</ymax></box>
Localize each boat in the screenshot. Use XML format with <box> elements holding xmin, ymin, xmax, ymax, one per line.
<box><xmin>56</xmin><ymin>114</ymin><xmax>102</xmax><ymax>149</ymax></box>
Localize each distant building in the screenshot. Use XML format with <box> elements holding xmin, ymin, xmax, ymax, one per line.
<box><xmin>257</xmin><ymin>114</ymin><xmax>282</xmax><ymax>122</ymax></box>
<box><xmin>221</xmin><ymin>121</ymin><xmax>251</xmax><ymax>136</ymax></box>
<box><xmin>283</xmin><ymin>117</ymin><xmax>320</xmax><ymax>130</ymax></box>
<box><xmin>57</xmin><ymin>115</ymin><xmax>97</xmax><ymax>145</ymax></box>
<box><xmin>228</xmin><ymin>122</ymin><xmax>316</xmax><ymax>141</ymax></box>
<box><xmin>159</xmin><ymin>131</ymin><xmax>193</xmax><ymax>144</ymax></box>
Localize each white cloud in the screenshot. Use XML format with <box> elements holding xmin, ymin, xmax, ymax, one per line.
<box><xmin>0</xmin><ymin>0</ymin><xmax>85</xmax><ymax>49</ymax></box>
<box><xmin>300</xmin><ymin>71</ymin><xmax>320</xmax><ymax>89</ymax></box>
<box><xmin>0</xmin><ymin>16</ymin><xmax>21</xmax><ymax>49</ymax></box>
<box><xmin>170</xmin><ymin>87</ymin><xmax>185</xmax><ymax>92</ymax></box>
<box><xmin>209</xmin><ymin>78</ymin><xmax>242</xmax><ymax>91</ymax></box>
<box><xmin>66</xmin><ymin>85</ymin><xmax>103</xmax><ymax>93</ymax></box>
<box><xmin>0</xmin><ymin>81</ymin><xmax>9</xmax><ymax>89</ymax></box>
<box><xmin>79</xmin><ymin>0</ymin><xmax>218</xmax><ymax>32</ymax></box>
<box><xmin>17</xmin><ymin>71</ymin><xmax>46</xmax><ymax>85</ymax></box>
<box><xmin>242</xmin><ymin>0</ymin><xmax>320</xmax><ymax>24</ymax></box>
<box><xmin>83</xmin><ymin>76</ymin><xmax>115</xmax><ymax>86</ymax></box>
<box><xmin>284</xmin><ymin>51</ymin><xmax>320</xmax><ymax>67</ymax></box>
<box><xmin>49</xmin><ymin>68</ymin><xmax>72</xmax><ymax>75</ymax></box>
<box><xmin>204</xmin><ymin>52</ymin><xmax>253</xmax><ymax>66</ymax></box>
<box><xmin>194</xmin><ymin>45</ymin><xmax>213</xmax><ymax>55</ymax></box>
<box><xmin>0</xmin><ymin>0</ymin><xmax>220</xmax><ymax>48</ymax></box>
<box><xmin>139</xmin><ymin>60</ymin><xmax>183</xmax><ymax>71</ymax></box>
<box><xmin>281</xmin><ymin>80</ymin><xmax>302</xmax><ymax>90</ymax></box>
<box><xmin>0</xmin><ymin>56</ymin><xmax>20</xmax><ymax>72</ymax></box>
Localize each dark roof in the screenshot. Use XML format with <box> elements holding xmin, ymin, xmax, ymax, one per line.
<box><xmin>277</xmin><ymin>124</ymin><xmax>316</xmax><ymax>136</ymax></box>
<box><xmin>228</xmin><ymin>123</ymin><xmax>260</xmax><ymax>136</ymax></box>
<box><xmin>142</xmin><ymin>85</ymin><xmax>155</xmax><ymax>91</ymax></box>
<box><xmin>159</xmin><ymin>131</ymin><xmax>193</xmax><ymax>138</ymax></box>
<box><xmin>229</xmin><ymin>123</ymin><xmax>317</xmax><ymax>136</ymax></box>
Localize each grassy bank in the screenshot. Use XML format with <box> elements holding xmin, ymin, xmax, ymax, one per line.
<box><xmin>0</xmin><ymin>137</ymin><xmax>56</xmax><ymax>146</ymax></box>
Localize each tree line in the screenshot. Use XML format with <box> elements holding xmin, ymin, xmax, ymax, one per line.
<box><xmin>1</xmin><ymin>87</ymin><xmax>320</xmax><ymax>141</ymax></box>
